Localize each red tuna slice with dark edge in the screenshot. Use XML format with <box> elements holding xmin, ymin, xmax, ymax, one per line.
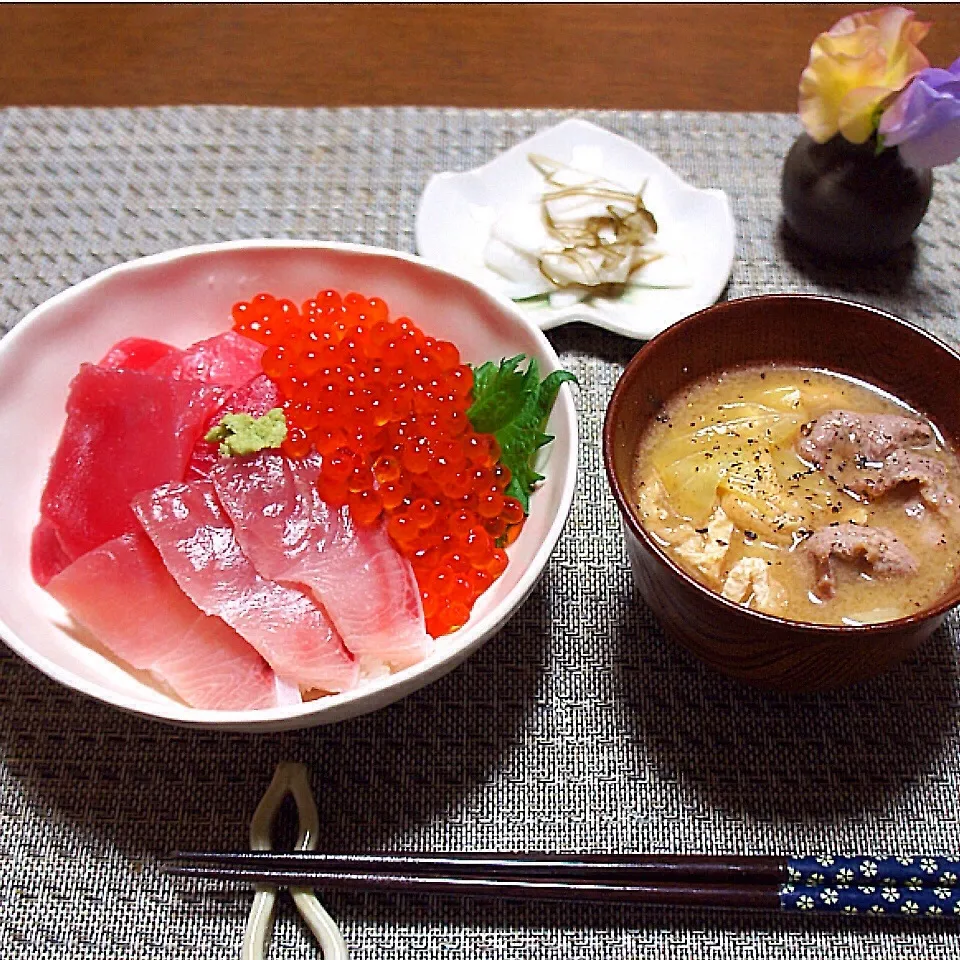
<box><xmin>212</xmin><ymin>452</ymin><xmax>434</xmax><ymax>672</ymax></box>
<box><xmin>30</xmin><ymin>516</ymin><xmax>74</xmax><ymax>587</ymax></box>
<box><xmin>149</xmin><ymin>331</ymin><xmax>265</xmax><ymax>384</ymax></box>
<box><xmin>34</xmin><ymin>363</ymin><xmax>224</xmax><ymax>579</ymax></box>
<box><xmin>186</xmin><ymin>374</ymin><xmax>280</xmax><ymax>482</ymax></box>
<box><xmin>132</xmin><ymin>479</ymin><xmax>358</xmax><ymax>694</ymax></box>
<box><xmin>99</xmin><ymin>337</ymin><xmax>185</xmax><ymax>373</ymax></box>
<box><xmin>45</xmin><ymin>530</ymin><xmax>278</xmax><ymax>711</ymax></box>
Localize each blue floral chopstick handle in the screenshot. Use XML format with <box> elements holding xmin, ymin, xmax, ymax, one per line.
<box><xmin>788</xmin><ymin>855</ymin><xmax>960</xmax><ymax>887</ymax></box>
<box><xmin>780</xmin><ymin>856</ymin><xmax>960</xmax><ymax>917</ymax></box>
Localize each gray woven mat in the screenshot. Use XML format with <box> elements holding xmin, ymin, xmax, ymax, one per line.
<box><xmin>2</xmin><ymin>107</ymin><xmax>960</xmax><ymax>959</ymax></box>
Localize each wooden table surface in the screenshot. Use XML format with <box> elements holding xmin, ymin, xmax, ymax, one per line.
<box><xmin>1</xmin><ymin>3</ymin><xmax>958</xmax><ymax>111</ymax></box>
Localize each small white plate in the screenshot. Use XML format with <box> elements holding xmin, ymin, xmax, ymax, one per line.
<box><xmin>416</xmin><ymin>118</ymin><xmax>736</xmax><ymax>341</ymax></box>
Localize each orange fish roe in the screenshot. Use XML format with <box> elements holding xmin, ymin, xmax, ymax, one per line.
<box><xmin>231</xmin><ymin>290</ymin><xmax>525</xmax><ymax>638</ymax></box>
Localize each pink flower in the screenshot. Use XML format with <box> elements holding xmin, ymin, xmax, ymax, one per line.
<box><xmin>799</xmin><ymin>7</ymin><xmax>930</xmax><ymax>144</ymax></box>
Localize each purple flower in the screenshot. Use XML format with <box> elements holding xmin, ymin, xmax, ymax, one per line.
<box><xmin>879</xmin><ymin>57</ymin><xmax>960</xmax><ymax>167</ymax></box>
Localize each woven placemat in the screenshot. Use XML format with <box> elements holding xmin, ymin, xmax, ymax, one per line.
<box><xmin>1</xmin><ymin>107</ymin><xmax>959</xmax><ymax>958</ymax></box>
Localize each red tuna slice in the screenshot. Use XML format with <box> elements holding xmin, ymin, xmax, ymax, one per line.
<box><xmin>132</xmin><ymin>479</ymin><xmax>358</xmax><ymax>693</ymax></box>
<box><xmin>149</xmin><ymin>330</ymin><xmax>265</xmax><ymax>385</ymax></box>
<box><xmin>38</xmin><ymin>364</ymin><xmax>224</xmax><ymax>565</ymax></box>
<box><xmin>30</xmin><ymin>516</ymin><xmax>74</xmax><ymax>587</ymax></box>
<box><xmin>45</xmin><ymin>531</ymin><xmax>278</xmax><ymax>711</ymax></box>
<box><xmin>213</xmin><ymin>453</ymin><xmax>434</xmax><ymax>672</ymax></box>
<box><xmin>99</xmin><ymin>337</ymin><xmax>185</xmax><ymax>373</ymax></box>
<box><xmin>186</xmin><ymin>374</ymin><xmax>280</xmax><ymax>482</ymax></box>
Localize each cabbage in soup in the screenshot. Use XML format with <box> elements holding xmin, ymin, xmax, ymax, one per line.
<box><xmin>630</xmin><ymin>366</ymin><xmax>960</xmax><ymax>625</ymax></box>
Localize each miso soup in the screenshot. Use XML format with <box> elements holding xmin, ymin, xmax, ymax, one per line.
<box><xmin>630</xmin><ymin>366</ymin><xmax>960</xmax><ymax>625</ymax></box>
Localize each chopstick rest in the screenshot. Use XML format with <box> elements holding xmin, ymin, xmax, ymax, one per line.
<box><xmin>239</xmin><ymin>762</ymin><xmax>347</xmax><ymax>960</ymax></box>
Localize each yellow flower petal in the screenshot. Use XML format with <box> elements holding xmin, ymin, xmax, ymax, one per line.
<box><xmin>798</xmin><ymin>7</ymin><xmax>930</xmax><ymax>143</ymax></box>
<box><xmin>838</xmin><ymin>86</ymin><xmax>892</xmax><ymax>143</ymax></box>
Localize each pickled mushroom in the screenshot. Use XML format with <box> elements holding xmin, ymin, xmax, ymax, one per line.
<box><xmin>483</xmin><ymin>154</ymin><xmax>690</xmax><ymax>303</ymax></box>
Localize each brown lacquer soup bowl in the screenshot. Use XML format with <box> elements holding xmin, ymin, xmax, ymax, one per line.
<box><xmin>603</xmin><ymin>294</ymin><xmax>960</xmax><ymax>692</ymax></box>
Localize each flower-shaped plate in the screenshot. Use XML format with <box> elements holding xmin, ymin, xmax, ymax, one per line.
<box><xmin>416</xmin><ymin>118</ymin><xmax>736</xmax><ymax>340</ymax></box>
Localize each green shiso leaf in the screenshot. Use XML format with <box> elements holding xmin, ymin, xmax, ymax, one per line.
<box><xmin>467</xmin><ymin>355</ymin><xmax>576</xmax><ymax>514</ymax></box>
<box><xmin>205</xmin><ymin>408</ymin><xmax>288</xmax><ymax>457</ymax></box>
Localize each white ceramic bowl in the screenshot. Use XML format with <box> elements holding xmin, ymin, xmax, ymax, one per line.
<box><xmin>0</xmin><ymin>240</ymin><xmax>578</xmax><ymax>731</ymax></box>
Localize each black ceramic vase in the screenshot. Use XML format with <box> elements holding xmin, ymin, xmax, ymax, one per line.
<box><xmin>781</xmin><ymin>133</ymin><xmax>933</xmax><ymax>262</ymax></box>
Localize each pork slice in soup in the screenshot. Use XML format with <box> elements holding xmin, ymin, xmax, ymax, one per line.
<box><xmin>798</xmin><ymin>410</ymin><xmax>949</xmax><ymax>507</ymax></box>
<box><xmin>630</xmin><ymin>367</ymin><xmax>960</xmax><ymax>625</ymax></box>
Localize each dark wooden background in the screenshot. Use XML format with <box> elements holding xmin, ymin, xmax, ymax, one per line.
<box><xmin>0</xmin><ymin>3</ymin><xmax>958</xmax><ymax>111</ymax></box>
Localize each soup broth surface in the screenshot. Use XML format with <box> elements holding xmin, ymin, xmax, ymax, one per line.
<box><xmin>631</xmin><ymin>366</ymin><xmax>960</xmax><ymax>625</ymax></box>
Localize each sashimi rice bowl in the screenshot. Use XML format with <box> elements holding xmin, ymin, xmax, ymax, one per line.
<box><xmin>0</xmin><ymin>241</ymin><xmax>578</xmax><ymax>731</ymax></box>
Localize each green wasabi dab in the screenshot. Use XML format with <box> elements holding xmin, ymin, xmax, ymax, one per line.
<box><xmin>205</xmin><ymin>408</ymin><xmax>288</xmax><ymax>457</ymax></box>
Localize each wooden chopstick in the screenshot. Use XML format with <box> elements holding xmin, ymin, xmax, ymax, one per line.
<box><xmin>164</xmin><ymin>851</ymin><xmax>787</xmax><ymax>886</ymax></box>
<box><xmin>162</xmin><ymin>852</ymin><xmax>960</xmax><ymax>916</ymax></box>
<box><xmin>164</xmin><ymin>864</ymin><xmax>780</xmax><ymax>909</ymax></box>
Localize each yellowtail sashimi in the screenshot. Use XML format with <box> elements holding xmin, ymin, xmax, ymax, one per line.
<box><xmin>46</xmin><ymin>531</ymin><xmax>279</xmax><ymax>711</ymax></box>
<box><xmin>132</xmin><ymin>480</ymin><xmax>359</xmax><ymax>694</ymax></box>
<box><xmin>213</xmin><ymin>453</ymin><xmax>434</xmax><ymax>674</ymax></box>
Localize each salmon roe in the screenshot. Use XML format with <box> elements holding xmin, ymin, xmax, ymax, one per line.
<box><xmin>232</xmin><ymin>290</ymin><xmax>525</xmax><ymax>638</ymax></box>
